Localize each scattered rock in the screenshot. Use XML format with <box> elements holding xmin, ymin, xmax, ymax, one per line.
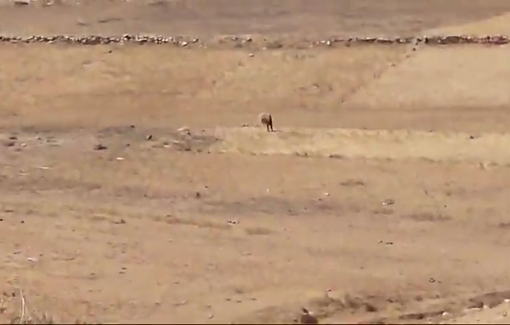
<box><xmin>12</xmin><ymin>0</ymin><xmax>30</xmax><ymax>6</ymax></box>
<box><xmin>174</xmin><ymin>300</ymin><xmax>187</xmax><ymax>306</ymax></box>
<box><xmin>382</xmin><ymin>199</ymin><xmax>395</xmax><ymax>206</ymax></box>
<box><xmin>3</xmin><ymin>140</ymin><xmax>16</xmax><ymax>147</ymax></box>
<box><xmin>300</xmin><ymin>308</ymin><xmax>318</xmax><ymax>324</ymax></box>
<box><xmin>0</xmin><ymin>34</ymin><xmax>506</xmax><ymax>47</ymax></box>
<box><xmin>146</xmin><ymin>134</ymin><xmax>153</xmax><ymax>140</ymax></box>
<box><xmin>177</xmin><ymin>126</ymin><xmax>191</xmax><ymax>135</ymax></box>
<box><xmin>94</xmin><ymin>143</ymin><xmax>107</xmax><ymax>151</ymax></box>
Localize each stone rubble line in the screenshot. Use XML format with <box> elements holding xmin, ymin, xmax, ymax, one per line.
<box><xmin>0</xmin><ymin>34</ymin><xmax>509</xmax><ymax>46</ymax></box>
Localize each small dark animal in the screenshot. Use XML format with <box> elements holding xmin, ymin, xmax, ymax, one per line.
<box><xmin>259</xmin><ymin>112</ymin><xmax>274</xmax><ymax>132</ymax></box>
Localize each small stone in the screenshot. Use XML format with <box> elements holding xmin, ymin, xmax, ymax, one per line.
<box><xmin>177</xmin><ymin>126</ymin><xmax>191</xmax><ymax>135</ymax></box>
<box><xmin>13</xmin><ymin>0</ymin><xmax>30</xmax><ymax>6</ymax></box>
<box><xmin>300</xmin><ymin>308</ymin><xmax>318</xmax><ymax>324</ymax></box>
<box><xmin>174</xmin><ymin>300</ymin><xmax>187</xmax><ymax>306</ymax></box>
<box><xmin>94</xmin><ymin>144</ymin><xmax>107</xmax><ymax>151</ymax></box>
<box><xmin>382</xmin><ymin>199</ymin><xmax>395</xmax><ymax>206</ymax></box>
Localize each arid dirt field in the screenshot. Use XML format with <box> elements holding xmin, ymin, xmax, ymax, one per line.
<box><xmin>3</xmin><ymin>1</ymin><xmax>510</xmax><ymax>324</ymax></box>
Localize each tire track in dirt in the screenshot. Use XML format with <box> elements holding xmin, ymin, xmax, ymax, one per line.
<box><xmin>338</xmin><ymin>38</ymin><xmax>422</xmax><ymax>108</ymax></box>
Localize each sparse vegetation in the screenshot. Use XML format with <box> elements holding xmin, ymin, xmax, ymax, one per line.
<box><xmin>1</xmin><ymin>1</ymin><xmax>510</xmax><ymax>324</ymax></box>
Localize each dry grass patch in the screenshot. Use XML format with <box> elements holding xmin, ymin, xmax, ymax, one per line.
<box><xmin>244</xmin><ymin>226</ymin><xmax>276</xmax><ymax>236</ymax></box>
<box><xmin>163</xmin><ymin>215</ymin><xmax>232</xmax><ymax>230</ymax></box>
<box><xmin>427</xmin><ymin>12</ymin><xmax>510</xmax><ymax>35</ymax></box>
<box><xmin>1</xmin><ymin>0</ymin><xmax>510</xmax><ymax>36</ymax></box>
<box><xmin>0</xmin><ymin>44</ymin><xmax>405</xmax><ymax>129</ymax></box>
<box><xmin>343</xmin><ymin>47</ymin><xmax>510</xmax><ymax>111</ymax></box>
<box><xmin>340</xmin><ymin>179</ymin><xmax>366</xmax><ymax>187</ymax></box>
<box><xmin>404</xmin><ymin>212</ymin><xmax>452</xmax><ymax>223</ymax></box>
<box><xmin>210</xmin><ymin>127</ymin><xmax>510</xmax><ymax>164</ymax></box>
<box><xmin>1</xmin><ymin>290</ymin><xmax>93</xmax><ymax>324</ymax></box>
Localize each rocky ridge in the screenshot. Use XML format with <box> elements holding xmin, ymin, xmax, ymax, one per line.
<box><xmin>0</xmin><ymin>34</ymin><xmax>509</xmax><ymax>47</ymax></box>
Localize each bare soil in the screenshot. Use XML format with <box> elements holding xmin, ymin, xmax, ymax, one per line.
<box><xmin>2</xmin><ymin>1</ymin><xmax>510</xmax><ymax>324</ymax></box>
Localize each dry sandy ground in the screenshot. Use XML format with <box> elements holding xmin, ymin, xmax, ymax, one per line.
<box><xmin>3</xmin><ymin>1</ymin><xmax>510</xmax><ymax>324</ymax></box>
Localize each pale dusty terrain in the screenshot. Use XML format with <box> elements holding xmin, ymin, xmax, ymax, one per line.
<box><xmin>2</xmin><ymin>1</ymin><xmax>510</xmax><ymax>324</ymax></box>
